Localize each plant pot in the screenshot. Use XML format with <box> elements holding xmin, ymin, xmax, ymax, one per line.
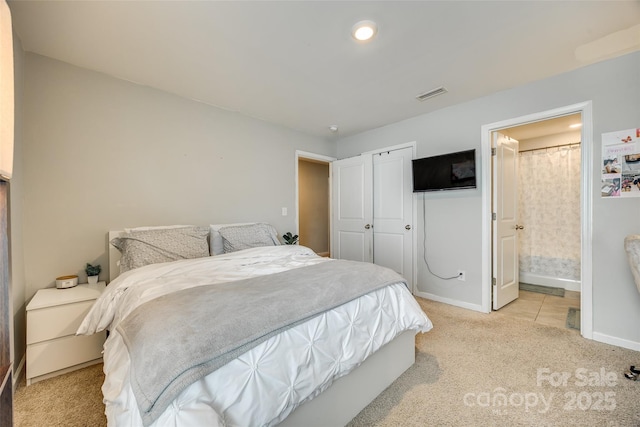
<box><xmin>87</xmin><ymin>275</ymin><xmax>98</xmax><ymax>285</ymax></box>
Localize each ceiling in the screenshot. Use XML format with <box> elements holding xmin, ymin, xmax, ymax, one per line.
<box><xmin>7</xmin><ymin>1</ymin><xmax>640</xmax><ymax>139</ymax></box>
<box><xmin>502</xmin><ymin>113</ymin><xmax>582</xmax><ymax>141</ymax></box>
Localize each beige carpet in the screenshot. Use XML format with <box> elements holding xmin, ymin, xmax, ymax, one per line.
<box><xmin>14</xmin><ymin>362</ymin><xmax>105</xmax><ymax>427</ymax></box>
<box><xmin>14</xmin><ymin>298</ymin><xmax>640</xmax><ymax>426</ymax></box>
<box><xmin>349</xmin><ymin>299</ymin><xmax>640</xmax><ymax>427</ymax></box>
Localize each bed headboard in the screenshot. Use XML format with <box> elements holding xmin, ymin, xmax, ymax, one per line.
<box><xmin>108</xmin><ymin>230</ymin><xmax>124</xmax><ymax>282</ymax></box>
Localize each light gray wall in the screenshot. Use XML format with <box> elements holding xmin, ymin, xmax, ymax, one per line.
<box><xmin>337</xmin><ymin>51</ymin><xmax>640</xmax><ymax>347</ymax></box>
<box><xmin>20</xmin><ymin>53</ymin><xmax>335</xmax><ymax>299</ymax></box>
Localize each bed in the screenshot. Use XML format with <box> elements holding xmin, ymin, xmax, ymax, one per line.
<box><xmin>77</xmin><ymin>224</ymin><xmax>432</xmax><ymax>427</ymax></box>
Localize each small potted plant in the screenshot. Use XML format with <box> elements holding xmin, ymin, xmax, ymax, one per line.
<box><xmin>85</xmin><ymin>263</ymin><xmax>101</xmax><ymax>285</ymax></box>
<box><xmin>282</xmin><ymin>232</ymin><xmax>299</xmax><ymax>245</ymax></box>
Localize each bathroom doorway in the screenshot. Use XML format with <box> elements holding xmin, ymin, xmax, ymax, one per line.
<box><xmin>481</xmin><ymin>101</ymin><xmax>593</xmax><ymax>338</ymax></box>
<box><xmin>495</xmin><ymin>114</ymin><xmax>583</xmax><ymax>330</ymax></box>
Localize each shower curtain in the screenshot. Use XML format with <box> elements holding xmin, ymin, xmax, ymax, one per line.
<box><xmin>518</xmin><ymin>144</ymin><xmax>581</xmax><ymax>281</ymax></box>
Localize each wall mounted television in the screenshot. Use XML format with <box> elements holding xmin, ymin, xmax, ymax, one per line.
<box><xmin>412</xmin><ymin>149</ymin><xmax>477</xmax><ymax>192</ymax></box>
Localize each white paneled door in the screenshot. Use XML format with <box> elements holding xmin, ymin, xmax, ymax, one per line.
<box><xmin>492</xmin><ymin>132</ymin><xmax>520</xmax><ymax>310</ymax></box>
<box><xmin>332</xmin><ymin>147</ymin><xmax>413</xmax><ymax>289</ymax></box>
<box><xmin>332</xmin><ymin>153</ymin><xmax>373</xmax><ymax>263</ymax></box>
<box><xmin>373</xmin><ymin>148</ymin><xmax>413</xmax><ymax>288</ymax></box>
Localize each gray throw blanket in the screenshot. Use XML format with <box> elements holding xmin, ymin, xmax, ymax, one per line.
<box><xmin>116</xmin><ymin>259</ymin><xmax>407</xmax><ymax>426</ymax></box>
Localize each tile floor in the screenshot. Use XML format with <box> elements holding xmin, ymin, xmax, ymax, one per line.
<box><xmin>498</xmin><ymin>289</ymin><xmax>581</xmax><ymax>331</ymax></box>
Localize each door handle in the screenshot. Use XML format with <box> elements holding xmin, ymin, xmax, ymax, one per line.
<box><xmin>405</xmin><ymin>225</ymin><xmax>411</xmax><ymax>230</ymax></box>
<box><xmin>364</xmin><ymin>224</ymin><xmax>371</xmax><ymax>229</ymax></box>
<box><xmin>515</xmin><ymin>224</ymin><xmax>524</xmax><ymax>230</ymax></box>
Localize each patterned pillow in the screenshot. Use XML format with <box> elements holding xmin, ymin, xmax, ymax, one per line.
<box><xmin>209</xmin><ymin>223</ymin><xmax>254</xmax><ymax>255</ymax></box>
<box><xmin>111</xmin><ymin>226</ymin><xmax>210</xmax><ymax>273</ymax></box>
<box><xmin>218</xmin><ymin>223</ymin><xmax>280</xmax><ymax>253</ymax></box>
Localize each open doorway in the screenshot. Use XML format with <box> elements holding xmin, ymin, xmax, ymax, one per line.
<box><xmin>295</xmin><ymin>151</ymin><xmax>335</xmax><ymax>257</ymax></box>
<box><xmin>481</xmin><ymin>102</ymin><xmax>594</xmax><ymax>339</ymax></box>
<box><xmin>494</xmin><ymin>114</ymin><xmax>582</xmax><ymax>330</ymax></box>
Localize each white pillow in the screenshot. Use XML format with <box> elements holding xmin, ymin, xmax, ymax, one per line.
<box><xmin>209</xmin><ymin>223</ymin><xmax>254</xmax><ymax>255</ymax></box>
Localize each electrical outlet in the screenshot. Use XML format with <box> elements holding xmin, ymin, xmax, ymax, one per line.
<box><xmin>457</xmin><ymin>270</ymin><xmax>465</xmax><ymax>281</ymax></box>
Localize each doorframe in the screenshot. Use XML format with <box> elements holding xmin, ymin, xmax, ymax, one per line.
<box><xmin>480</xmin><ymin>101</ymin><xmax>593</xmax><ymax>339</ymax></box>
<box><xmin>295</xmin><ymin>150</ymin><xmax>336</xmax><ymax>255</ymax></box>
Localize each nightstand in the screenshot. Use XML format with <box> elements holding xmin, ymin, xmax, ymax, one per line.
<box><xmin>26</xmin><ymin>282</ymin><xmax>106</xmax><ymax>385</ymax></box>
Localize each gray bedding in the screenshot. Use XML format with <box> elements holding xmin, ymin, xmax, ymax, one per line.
<box><xmin>116</xmin><ymin>259</ymin><xmax>407</xmax><ymax>426</ymax></box>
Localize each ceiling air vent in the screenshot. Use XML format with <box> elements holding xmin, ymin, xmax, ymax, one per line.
<box><xmin>416</xmin><ymin>87</ymin><xmax>448</xmax><ymax>102</ymax></box>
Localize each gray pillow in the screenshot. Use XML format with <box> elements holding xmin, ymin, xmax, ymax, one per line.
<box><xmin>111</xmin><ymin>226</ymin><xmax>210</xmax><ymax>273</ymax></box>
<box><xmin>218</xmin><ymin>223</ymin><xmax>280</xmax><ymax>253</ymax></box>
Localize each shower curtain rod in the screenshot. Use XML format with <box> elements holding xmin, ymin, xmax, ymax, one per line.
<box><xmin>519</xmin><ymin>142</ymin><xmax>581</xmax><ymax>154</ymax></box>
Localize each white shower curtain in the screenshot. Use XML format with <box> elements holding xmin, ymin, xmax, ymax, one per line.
<box><xmin>518</xmin><ymin>145</ymin><xmax>581</xmax><ymax>281</ymax></box>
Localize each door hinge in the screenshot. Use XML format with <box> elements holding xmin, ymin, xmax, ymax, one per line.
<box><xmin>491</xmin><ymin>147</ymin><xmax>496</xmax><ymax>156</ymax></box>
<box><xmin>492</xmin><ymin>277</ymin><xmax>497</xmax><ymax>287</ymax></box>
<box><xmin>492</xmin><ymin>212</ymin><xmax>496</xmax><ymax>221</ymax></box>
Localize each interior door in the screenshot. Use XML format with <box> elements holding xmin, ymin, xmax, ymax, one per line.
<box><xmin>332</xmin><ymin>154</ymin><xmax>373</xmax><ymax>262</ymax></box>
<box><xmin>373</xmin><ymin>147</ymin><xmax>413</xmax><ymax>288</ymax></box>
<box><xmin>493</xmin><ymin>132</ymin><xmax>520</xmax><ymax>309</ymax></box>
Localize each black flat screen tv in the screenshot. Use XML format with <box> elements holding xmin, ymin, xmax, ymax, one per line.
<box><xmin>412</xmin><ymin>149</ymin><xmax>476</xmax><ymax>192</ymax></box>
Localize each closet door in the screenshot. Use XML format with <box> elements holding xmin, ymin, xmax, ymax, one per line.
<box><xmin>332</xmin><ymin>154</ymin><xmax>373</xmax><ymax>262</ymax></box>
<box><xmin>332</xmin><ymin>147</ymin><xmax>414</xmax><ymax>288</ymax></box>
<box><xmin>373</xmin><ymin>147</ymin><xmax>413</xmax><ymax>288</ymax></box>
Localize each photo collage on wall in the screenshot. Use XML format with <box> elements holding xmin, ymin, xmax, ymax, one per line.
<box><xmin>601</xmin><ymin>128</ymin><xmax>640</xmax><ymax>198</ymax></box>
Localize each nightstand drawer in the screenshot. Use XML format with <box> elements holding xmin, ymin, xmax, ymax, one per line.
<box><xmin>27</xmin><ymin>332</ymin><xmax>105</xmax><ymax>379</ymax></box>
<box><xmin>27</xmin><ymin>300</ymin><xmax>95</xmax><ymax>344</ymax></box>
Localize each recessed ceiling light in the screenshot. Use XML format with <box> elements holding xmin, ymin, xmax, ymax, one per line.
<box><xmin>352</xmin><ymin>20</ymin><xmax>377</xmax><ymax>42</ymax></box>
<box><xmin>569</xmin><ymin>123</ymin><xmax>582</xmax><ymax>129</ymax></box>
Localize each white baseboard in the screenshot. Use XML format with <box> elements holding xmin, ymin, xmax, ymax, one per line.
<box><xmin>12</xmin><ymin>354</ymin><xmax>25</xmax><ymax>391</ymax></box>
<box><xmin>592</xmin><ymin>331</ymin><xmax>640</xmax><ymax>352</ymax></box>
<box><xmin>414</xmin><ymin>291</ymin><xmax>485</xmax><ymax>313</ymax></box>
<box><xmin>520</xmin><ymin>272</ymin><xmax>581</xmax><ymax>292</ymax></box>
